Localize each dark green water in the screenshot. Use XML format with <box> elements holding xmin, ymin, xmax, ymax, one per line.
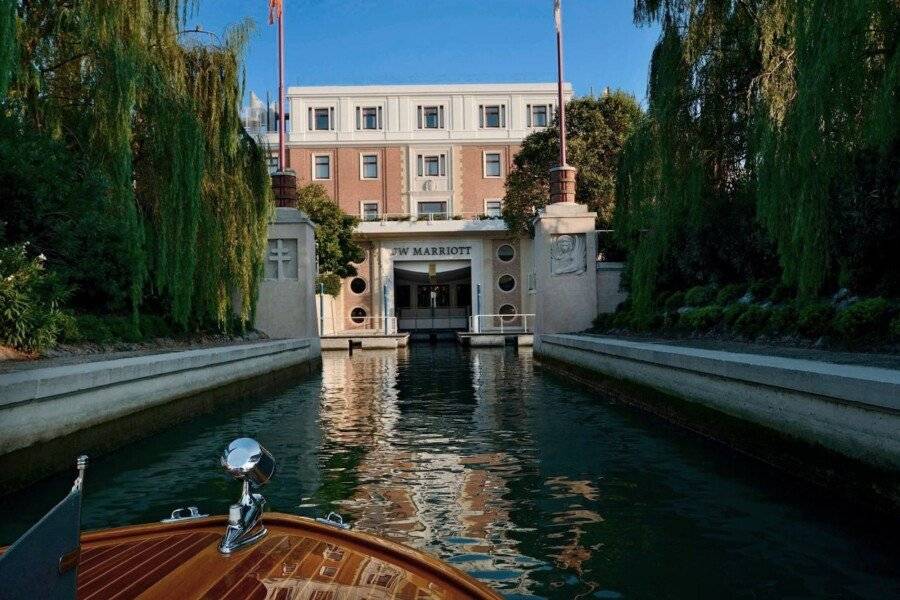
<box><xmin>2</xmin><ymin>345</ymin><xmax>898</xmax><ymax>598</ymax></box>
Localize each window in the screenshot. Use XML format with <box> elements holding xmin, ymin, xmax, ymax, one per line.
<box><xmin>417</xmin><ymin>105</ymin><xmax>444</xmax><ymax>129</ymax></box>
<box><xmin>356</xmin><ymin>106</ymin><xmax>382</xmax><ymax>130</ymax></box>
<box><xmin>361</xmin><ymin>154</ymin><xmax>378</xmax><ymax>179</ymax></box>
<box><xmin>350</xmin><ymin>307</ymin><xmax>367</xmax><ymax>324</ymax></box>
<box><xmin>395</xmin><ymin>285</ymin><xmax>411</xmax><ymax>309</ymax></box>
<box><xmin>527</xmin><ymin>104</ymin><xmax>551</xmax><ymax>127</ymax></box>
<box><xmin>497</xmin><ymin>244</ymin><xmax>515</xmax><ymax>262</ymax></box>
<box><xmin>417</xmin><ymin>154</ymin><xmax>446</xmax><ymax>177</ymax></box>
<box><xmin>309</xmin><ymin>107</ymin><xmax>334</xmax><ymax>131</ymax></box>
<box><xmin>484</xmin><ymin>199</ymin><xmax>502</xmax><ymax>217</ymax></box>
<box><xmin>479</xmin><ymin>104</ymin><xmax>506</xmax><ymax>128</ymax></box>
<box><xmin>361</xmin><ymin>202</ymin><xmax>379</xmax><ymax>221</ymax></box>
<box><xmin>417</xmin><ymin>201</ymin><xmax>447</xmax><ymax>218</ymax></box>
<box><xmin>350</xmin><ymin>277</ymin><xmax>367</xmax><ymax>294</ymax></box>
<box><xmin>313</xmin><ymin>155</ymin><xmax>331</xmax><ymax>180</ymax></box>
<box><xmin>484</xmin><ymin>152</ymin><xmax>502</xmax><ymax>177</ymax></box>
<box><xmin>498</xmin><ymin>304</ymin><xmax>517</xmax><ymax>321</ymax></box>
<box><xmin>498</xmin><ymin>274</ymin><xmax>516</xmax><ymax>292</ymax></box>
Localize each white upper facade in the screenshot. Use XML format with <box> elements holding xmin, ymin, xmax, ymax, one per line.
<box><xmin>287</xmin><ymin>82</ymin><xmax>573</xmax><ymax>145</ymax></box>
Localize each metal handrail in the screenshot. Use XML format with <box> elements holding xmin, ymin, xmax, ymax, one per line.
<box><xmin>361</xmin><ymin>211</ymin><xmax>504</xmax><ymax>223</ymax></box>
<box><xmin>346</xmin><ymin>316</ymin><xmax>398</xmax><ymax>334</ymax></box>
<box><xmin>469</xmin><ymin>313</ymin><xmax>535</xmax><ymax>334</ymax></box>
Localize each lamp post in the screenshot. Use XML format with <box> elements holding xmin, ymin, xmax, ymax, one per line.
<box><xmin>550</xmin><ymin>0</ymin><xmax>576</xmax><ymax>203</ymax></box>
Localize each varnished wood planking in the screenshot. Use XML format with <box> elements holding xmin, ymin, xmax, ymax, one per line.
<box><xmin>11</xmin><ymin>513</ymin><xmax>504</xmax><ymax>600</ymax></box>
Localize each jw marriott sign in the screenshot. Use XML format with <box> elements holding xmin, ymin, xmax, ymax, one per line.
<box><xmin>391</xmin><ymin>245</ymin><xmax>473</xmax><ymax>257</ymax></box>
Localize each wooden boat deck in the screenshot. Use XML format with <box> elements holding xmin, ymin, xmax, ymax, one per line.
<box><xmin>52</xmin><ymin>513</ymin><xmax>500</xmax><ymax>599</ymax></box>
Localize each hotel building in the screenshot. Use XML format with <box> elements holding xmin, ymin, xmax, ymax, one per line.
<box><xmin>247</xmin><ymin>83</ymin><xmax>573</xmax><ymax>334</ymax></box>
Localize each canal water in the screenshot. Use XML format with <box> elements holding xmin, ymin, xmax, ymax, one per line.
<box><xmin>2</xmin><ymin>345</ymin><xmax>898</xmax><ymax>598</ymax></box>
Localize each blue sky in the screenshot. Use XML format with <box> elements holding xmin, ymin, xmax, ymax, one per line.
<box><xmin>190</xmin><ymin>1</ymin><xmax>660</xmax><ymax>104</ymax></box>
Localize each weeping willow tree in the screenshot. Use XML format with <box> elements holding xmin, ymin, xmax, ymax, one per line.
<box><xmin>0</xmin><ymin>0</ymin><xmax>14</xmax><ymax>99</ymax></box>
<box><xmin>4</xmin><ymin>0</ymin><xmax>272</xmax><ymax>331</ymax></box>
<box><xmin>616</xmin><ymin>1</ymin><xmax>774</xmax><ymax>323</ymax></box>
<box><xmin>616</xmin><ymin>0</ymin><xmax>898</xmax><ymax>323</ymax></box>
<box><xmin>754</xmin><ymin>0</ymin><xmax>899</xmax><ymax>297</ymax></box>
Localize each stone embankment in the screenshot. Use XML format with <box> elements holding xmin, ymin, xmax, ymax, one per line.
<box><xmin>535</xmin><ymin>334</ymin><xmax>900</xmax><ymax>508</ymax></box>
<box><xmin>0</xmin><ymin>338</ymin><xmax>320</xmax><ymax>490</ymax></box>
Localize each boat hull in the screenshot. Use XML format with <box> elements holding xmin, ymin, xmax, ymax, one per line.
<box><xmin>20</xmin><ymin>512</ymin><xmax>502</xmax><ymax>599</ymax></box>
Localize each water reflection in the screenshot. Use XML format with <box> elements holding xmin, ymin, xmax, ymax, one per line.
<box><xmin>1</xmin><ymin>344</ymin><xmax>898</xmax><ymax>599</ymax></box>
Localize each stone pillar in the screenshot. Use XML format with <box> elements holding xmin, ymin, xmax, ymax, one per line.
<box><xmin>254</xmin><ymin>207</ymin><xmax>320</xmax><ymax>347</ymax></box>
<box><xmin>533</xmin><ymin>167</ymin><xmax>598</xmax><ymax>335</ymax></box>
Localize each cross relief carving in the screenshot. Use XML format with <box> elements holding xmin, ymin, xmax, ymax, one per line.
<box><xmin>266</xmin><ymin>238</ymin><xmax>299</xmax><ymax>280</ymax></box>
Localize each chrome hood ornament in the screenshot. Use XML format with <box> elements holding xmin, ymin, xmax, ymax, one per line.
<box><xmin>218</xmin><ymin>438</ymin><xmax>276</xmax><ymax>554</ymax></box>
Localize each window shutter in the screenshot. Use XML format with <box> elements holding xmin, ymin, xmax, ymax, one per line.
<box><xmin>377</xmin><ymin>106</ymin><xmax>383</xmax><ymax>129</ymax></box>
<box><xmin>478</xmin><ymin>105</ymin><xmax>484</xmax><ymax>128</ymax></box>
<box><xmin>501</xmin><ymin>105</ymin><xmax>506</xmax><ymax>128</ymax></box>
<box><xmin>417</xmin><ymin>106</ymin><xmax>423</xmax><ymax>129</ymax></box>
<box><xmin>417</xmin><ymin>155</ymin><xmax>423</xmax><ymax>177</ymax></box>
<box><xmin>329</xmin><ymin>107</ymin><xmax>335</xmax><ymax>130</ymax></box>
<box><xmin>355</xmin><ymin>107</ymin><xmax>360</xmax><ymax>130</ymax></box>
<box><xmin>439</xmin><ymin>154</ymin><xmax>446</xmax><ymax>176</ymax></box>
<box><xmin>308</xmin><ymin>107</ymin><xmax>313</xmax><ymax>131</ymax></box>
<box><xmin>439</xmin><ymin>106</ymin><xmax>445</xmax><ymax>129</ymax></box>
<box><xmin>526</xmin><ymin>104</ymin><xmax>532</xmax><ymax>127</ymax></box>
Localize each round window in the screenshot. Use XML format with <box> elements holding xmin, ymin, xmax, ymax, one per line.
<box><xmin>350</xmin><ymin>307</ymin><xmax>367</xmax><ymax>324</ymax></box>
<box><xmin>498</xmin><ymin>304</ymin><xmax>517</xmax><ymax>321</ymax></box>
<box><xmin>497</xmin><ymin>244</ymin><xmax>515</xmax><ymax>262</ymax></box>
<box><xmin>350</xmin><ymin>277</ymin><xmax>367</xmax><ymax>294</ymax></box>
<box><xmin>498</xmin><ymin>274</ymin><xmax>516</xmax><ymax>292</ymax></box>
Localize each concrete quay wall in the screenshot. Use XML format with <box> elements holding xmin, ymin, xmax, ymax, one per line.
<box><xmin>535</xmin><ymin>335</ymin><xmax>900</xmax><ymax>472</ymax></box>
<box><xmin>0</xmin><ymin>339</ymin><xmax>321</xmax><ymax>458</ymax></box>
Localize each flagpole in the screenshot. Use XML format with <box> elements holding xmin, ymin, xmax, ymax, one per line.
<box><xmin>555</xmin><ymin>0</ymin><xmax>567</xmax><ymax>168</ymax></box>
<box><xmin>277</xmin><ymin>5</ymin><xmax>286</xmax><ymax>172</ymax></box>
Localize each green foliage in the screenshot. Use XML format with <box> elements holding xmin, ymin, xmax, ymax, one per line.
<box><xmin>684</xmin><ymin>285</ymin><xmax>716</xmax><ymax>307</ymax></box>
<box><xmin>503</xmin><ymin>93</ymin><xmax>642</xmax><ymax>235</ymax></box>
<box><xmin>316</xmin><ymin>273</ymin><xmax>342</xmax><ymax>297</ymax></box>
<box><xmin>723</xmin><ymin>303</ymin><xmax>749</xmax><ymax>327</ymax></box>
<box><xmin>619</xmin><ymin>0</ymin><xmax>898</xmax><ymax>319</ymax></box>
<box><xmin>2</xmin><ymin>2</ymin><xmax>271</xmax><ymax>338</ymax></box>
<box><xmin>664</xmin><ymin>291</ymin><xmax>685</xmax><ymax>312</ymax></box>
<box><xmin>679</xmin><ymin>306</ymin><xmax>723</xmax><ymax>332</ymax></box>
<box><xmin>0</xmin><ymin>245</ymin><xmax>72</xmax><ymax>352</ymax></box>
<box><xmin>732</xmin><ymin>306</ymin><xmax>770</xmax><ymax>338</ymax></box>
<box><xmin>63</xmin><ymin>313</ymin><xmax>173</xmax><ymax>344</ymax></box>
<box><xmin>832</xmin><ymin>298</ymin><xmax>891</xmax><ymax>343</ymax></box>
<box><xmin>297</xmin><ymin>184</ymin><xmax>365</xmax><ymax>279</ymax></box>
<box><xmin>592</xmin><ymin>313</ymin><xmax>615</xmax><ymax>331</ymax></box>
<box><xmin>716</xmin><ymin>284</ymin><xmax>747</xmax><ymax>306</ymax></box>
<box><xmin>0</xmin><ymin>0</ymin><xmax>14</xmax><ymax>99</ymax></box>
<box><xmin>767</xmin><ymin>304</ymin><xmax>798</xmax><ymax>335</ymax></box>
<box><xmin>890</xmin><ymin>315</ymin><xmax>900</xmax><ymax>341</ymax></box>
<box><xmin>796</xmin><ymin>302</ymin><xmax>834</xmax><ymax>338</ymax></box>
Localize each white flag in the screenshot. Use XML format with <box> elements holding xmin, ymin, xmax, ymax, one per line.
<box><xmin>554</xmin><ymin>0</ymin><xmax>561</xmax><ymax>33</ymax></box>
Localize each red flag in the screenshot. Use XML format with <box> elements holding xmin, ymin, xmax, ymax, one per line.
<box><xmin>269</xmin><ymin>0</ymin><xmax>282</xmax><ymax>24</ymax></box>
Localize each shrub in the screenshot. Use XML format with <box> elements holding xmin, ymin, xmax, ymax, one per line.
<box><xmin>592</xmin><ymin>313</ymin><xmax>615</xmax><ymax>331</ymax></box>
<box><xmin>141</xmin><ymin>314</ymin><xmax>174</xmax><ymax>339</ymax></box>
<box><xmin>767</xmin><ymin>304</ymin><xmax>798</xmax><ymax>335</ymax></box>
<box><xmin>890</xmin><ymin>315</ymin><xmax>900</xmax><ymax>341</ymax></box>
<box><xmin>316</xmin><ymin>272</ymin><xmax>342</xmax><ymax>297</ymax></box>
<box><xmin>768</xmin><ymin>282</ymin><xmax>795</xmax><ymax>303</ymax></box>
<box><xmin>612</xmin><ymin>309</ymin><xmax>634</xmax><ymax>329</ymax></box>
<box><xmin>715</xmin><ymin>283</ymin><xmax>746</xmax><ymax>306</ymax></box>
<box><xmin>748</xmin><ymin>280</ymin><xmax>773</xmax><ymax>301</ymax></box>
<box><xmin>680</xmin><ymin>306</ymin><xmax>723</xmax><ymax>331</ymax></box>
<box><xmin>0</xmin><ymin>245</ymin><xmax>72</xmax><ymax>352</ymax></box>
<box><xmin>723</xmin><ymin>303</ymin><xmax>748</xmax><ymax>327</ymax></box>
<box><xmin>797</xmin><ymin>302</ymin><xmax>834</xmax><ymax>338</ymax></box>
<box><xmin>664</xmin><ymin>291</ymin><xmax>685</xmax><ymax>312</ymax></box>
<box><xmin>733</xmin><ymin>305</ymin><xmax>770</xmax><ymax>337</ymax></box>
<box><xmin>832</xmin><ymin>298</ymin><xmax>891</xmax><ymax>343</ymax></box>
<box><xmin>684</xmin><ymin>285</ymin><xmax>717</xmax><ymax>307</ymax></box>
<box><xmin>66</xmin><ymin>315</ymin><xmax>112</xmax><ymax>344</ymax></box>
